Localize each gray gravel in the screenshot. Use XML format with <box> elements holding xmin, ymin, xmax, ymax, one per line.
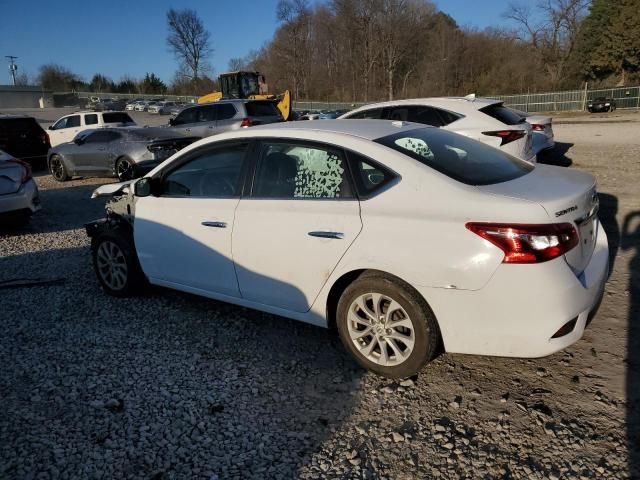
<box><xmin>1</xmin><ymin>117</ymin><xmax>639</xmax><ymax>479</ymax></box>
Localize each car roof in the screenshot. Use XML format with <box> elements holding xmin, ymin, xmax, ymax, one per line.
<box><xmin>236</xmin><ymin>119</ymin><xmax>428</xmax><ymax>141</ymax></box>
<box><xmin>345</xmin><ymin>96</ymin><xmax>501</xmax><ymax>115</ymax></box>
<box><xmin>0</xmin><ymin>114</ymin><xmax>36</xmax><ymax>120</ymax></box>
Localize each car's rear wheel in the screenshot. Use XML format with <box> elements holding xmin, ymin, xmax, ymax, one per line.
<box><xmin>91</xmin><ymin>229</ymin><xmax>146</xmax><ymax>297</ymax></box>
<box><xmin>115</xmin><ymin>157</ymin><xmax>136</xmax><ymax>181</ymax></box>
<box><xmin>336</xmin><ymin>273</ymin><xmax>440</xmax><ymax>378</ymax></box>
<box><xmin>49</xmin><ymin>155</ymin><xmax>69</xmax><ymax>182</ymax></box>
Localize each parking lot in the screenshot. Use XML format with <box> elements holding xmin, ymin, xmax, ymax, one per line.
<box><xmin>1</xmin><ymin>109</ymin><xmax>640</xmax><ymax>479</ymax></box>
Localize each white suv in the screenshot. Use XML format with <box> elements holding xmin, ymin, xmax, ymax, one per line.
<box><xmin>48</xmin><ymin>111</ymin><xmax>137</xmax><ymax>146</ymax></box>
<box><xmin>340</xmin><ymin>96</ymin><xmax>536</xmax><ymax>163</ymax></box>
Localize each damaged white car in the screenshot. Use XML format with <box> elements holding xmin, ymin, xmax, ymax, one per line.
<box><xmin>86</xmin><ymin>120</ymin><xmax>608</xmax><ymax>378</ymax></box>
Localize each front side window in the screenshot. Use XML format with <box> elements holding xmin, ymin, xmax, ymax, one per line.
<box><xmin>375</xmin><ymin>127</ymin><xmax>533</xmax><ymax>186</ymax></box>
<box><xmin>85</xmin><ymin>130</ymin><xmax>113</xmax><ymax>143</ymax></box>
<box><xmin>55</xmin><ymin>115</ymin><xmax>80</xmax><ymax>129</ymax></box>
<box><xmin>173</xmin><ymin>107</ymin><xmax>198</xmax><ymax>125</ymax></box>
<box><xmin>102</xmin><ymin>112</ymin><xmax>134</xmax><ymax>124</ymax></box>
<box><xmin>162</xmin><ymin>143</ymin><xmax>247</xmax><ymax>197</ymax></box>
<box><xmin>84</xmin><ymin>114</ymin><xmax>98</xmax><ymax>125</ymax></box>
<box><xmin>252</xmin><ymin>142</ymin><xmax>351</xmax><ymax>199</ymax></box>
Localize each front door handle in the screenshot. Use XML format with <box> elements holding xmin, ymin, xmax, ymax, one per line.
<box><xmin>202</xmin><ymin>221</ymin><xmax>227</xmax><ymax>228</ymax></box>
<box><xmin>308</xmin><ymin>231</ymin><xmax>344</xmax><ymax>239</ymax></box>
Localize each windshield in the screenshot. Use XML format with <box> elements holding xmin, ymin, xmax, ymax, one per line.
<box><xmin>375</xmin><ymin>127</ymin><xmax>533</xmax><ymax>186</ymax></box>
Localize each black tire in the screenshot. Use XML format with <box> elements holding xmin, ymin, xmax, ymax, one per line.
<box><xmin>336</xmin><ymin>272</ymin><xmax>441</xmax><ymax>378</ymax></box>
<box><xmin>115</xmin><ymin>157</ymin><xmax>136</xmax><ymax>181</ymax></box>
<box><xmin>91</xmin><ymin>228</ymin><xmax>147</xmax><ymax>297</ymax></box>
<box><xmin>49</xmin><ymin>154</ymin><xmax>69</xmax><ymax>182</ymax></box>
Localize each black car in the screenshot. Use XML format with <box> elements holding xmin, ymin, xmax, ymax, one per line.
<box><xmin>587</xmin><ymin>97</ymin><xmax>616</xmax><ymax>113</ymax></box>
<box><xmin>0</xmin><ymin>115</ymin><xmax>50</xmax><ymax>166</ymax></box>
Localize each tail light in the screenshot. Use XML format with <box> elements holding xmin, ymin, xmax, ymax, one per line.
<box><xmin>8</xmin><ymin>159</ymin><xmax>32</xmax><ymax>183</ymax></box>
<box><xmin>465</xmin><ymin>222</ymin><xmax>578</xmax><ymax>264</ymax></box>
<box><xmin>240</xmin><ymin>118</ymin><xmax>254</xmax><ymax>128</ymax></box>
<box><xmin>41</xmin><ymin>131</ymin><xmax>51</xmax><ymax>146</ymax></box>
<box><xmin>531</xmin><ymin>124</ymin><xmax>545</xmax><ymax>131</ymax></box>
<box><xmin>482</xmin><ymin>130</ymin><xmax>526</xmax><ymax>145</ymax></box>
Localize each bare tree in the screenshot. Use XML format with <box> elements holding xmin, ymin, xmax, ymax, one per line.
<box><xmin>505</xmin><ymin>0</ymin><xmax>589</xmax><ymax>88</ymax></box>
<box><xmin>166</xmin><ymin>8</ymin><xmax>213</xmax><ymax>80</ymax></box>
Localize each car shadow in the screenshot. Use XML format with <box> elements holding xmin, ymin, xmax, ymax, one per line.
<box><xmin>623</xmin><ymin>211</ymin><xmax>640</xmax><ymax>478</ymax></box>
<box><xmin>598</xmin><ymin>193</ymin><xmax>621</xmax><ymax>276</ymax></box>
<box><xmin>0</xmin><ymin>236</ymin><xmax>365</xmax><ymax>478</ymax></box>
<box><xmin>537</xmin><ymin>141</ymin><xmax>574</xmax><ymax>167</ymax></box>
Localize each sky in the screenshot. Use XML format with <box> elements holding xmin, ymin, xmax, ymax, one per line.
<box><xmin>0</xmin><ymin>0</ymin><xmax>522</xmax><ymax>86</ymax></box>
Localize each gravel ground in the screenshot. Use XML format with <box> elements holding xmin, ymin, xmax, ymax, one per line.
<box><xmin>1</xmin><ymin>116</ymin><xmax>639</xmax><ymax>479</ymax></box>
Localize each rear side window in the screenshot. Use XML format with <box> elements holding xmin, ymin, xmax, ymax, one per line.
<box><xmin>347</xmin><ymin>151</ymin><xmax>396</xmax><ymax>197</ymax></box>
<box><xmin>85</xmin><ymin>114</ymin><xmax>98</xmax><ymax>125</ymax></box>
<box><xmin>345</xmin><ymin>108</ymin><xmax>384</xmax><ymax>119</ymax></box>
<box><xmin>102</xmin><ymin>112</ymin><xmax>134</xmax><ymax>124</ymax></box>
<box><xmin>480</xmin><ymin>104</ymin><xmax>525</xmax><ymax>126</ymax></box>
<box><xmin>245</xmin><ymin>101</ymin><xmax>280</xmax><ymax>117</ymax></box>
<box><xmin>217</xmin><ymin>103</ymin><xmax>236</xmax><ymax>120</ymax></box>
<box><xmin>375</xmin><ymin>127</ymin><xmax>533</xmax><ymax>186</ymax></box>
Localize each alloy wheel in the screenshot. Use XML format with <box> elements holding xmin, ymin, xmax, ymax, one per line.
<box><xmin>50</xmin><ymin>156</ymin><xmax>65</xmax><ymax>180</ymax></box>
<box><xmin>95</xmin><ymin>240</ymin><xmax>128</xmax><ymax>291</ymax></box>
<box><xmin>116</xmin><ymin>159</ymin><xmax>133</xmax><ymax>181</ymax></box>
<box><xmin>347</xmin><ymin>292</ymin><xmax>415</xmax><ymax>366</ymax></box>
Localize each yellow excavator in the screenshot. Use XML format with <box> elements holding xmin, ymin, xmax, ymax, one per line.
<box><xmin>198</xmin><ymin>71</ymin><xmax>291</xmax><ymax>121</ymax></box>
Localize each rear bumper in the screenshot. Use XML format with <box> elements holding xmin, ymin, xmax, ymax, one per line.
<box><xmin>0</xmin><ymin>179</ymin><xmax>41</xmax><ymax>216</ymax></box>
<box><xmin>419</xmin><ymin>219</ymin><xmax>609</xmax><ymax>358</ymax></box>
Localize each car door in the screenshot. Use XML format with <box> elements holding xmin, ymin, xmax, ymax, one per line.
<box><xmin>190</xmin><ymin>105</ymin><xmax>218</xmax><ymax>138</ymax></box>
<box><xmin>133</xmin><ymin>141</ymin><xmax>249</xmax><ymax>297</ymax></box>
<box><xmin>49</xmin><ymin>115</ymin><xmax>82</xmax><ymax>146</ymax></box>
<box><xmin>72</xmin><ymin>130</ymin><xmax>114</xmax><ymax>173</ymax></box>
<box><xmin>232</xmin><ymin>139</ymin><xmax>363</xmax><ymax>313</ymax></box>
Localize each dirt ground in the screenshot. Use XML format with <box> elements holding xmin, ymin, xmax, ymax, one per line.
<box><xmin>0</xmin><ymin>111</ymin><xmax>639</xmax><ymax>479</ymax></box>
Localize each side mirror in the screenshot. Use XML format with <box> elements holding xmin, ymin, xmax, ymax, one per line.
<box><xmin>74</xmin><ymin>137</ymin><xmax>84</xmax><ymax>145</ymax></box>
<box><xmin>48</xmin><ymin>125</ymin><xmax>53</xmax><ymax>130</ymax></box>
<box><xmin>133</xmin><ymin>177</ymin><xmax>152</xmax><ymax>197</ymax></box>
<box><xmin>168</xmin><ymin>118</ymin><xmax>175</xmax><ymax>126</ymax></box>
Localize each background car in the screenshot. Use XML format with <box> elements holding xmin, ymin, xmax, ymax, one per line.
<box><xmin>168</xmin><ymin>103</ymin><xmax>188</xmax><ymax>116</ymax></box>
<box><xmin>48</xmin><ymin>127</ymin><xmax>199</xmax><ymax>182</ymax></box>
<box><xmin>0</xmin><ymin>114</ymin><xmax>50</xmax><ymax>166</ymax></box>
<box><xmin>126</xmin><ymin>100</ymin><xmax>143</xmax><ymax>111</ymax></box>
<box><xmin>510</xmin><ymin>108</ymin><xmax>555</xmax><ymax>154</ymax></box>
<box><xmin>0</xmin><ymin>149</ymin><xmax>40</xmax><ymax>225</ymax></box>
<box><xmin>48</xmin><ymin>111</ymin><xmax>137</xmax><ymax>146</ymax></box>
<box><xmin>168</xmin><ymin>99</ymin><xmax>282</xmax><ymax>138</ymax></box>
<box><xmin>319</xmin><ymin>111</ymin><xmax>339</xmax><ymax>119</ymax></box>
<box><xmin>93</xmin><ymin>99</ymin><xmax>128</xmax><ymax>112</ymax></box>
<box><xmin>148</xmin><ymin>101</ymin><xmax>178</xmax><ymax>115</ymax></box>
<box><xmin>135</xmin><ymin>101</ymin><xmax>155</xmax><ymax>112</ymax></box>
<box><xmin>86</xmin><ymin>120</ymin><xmax>607</xmax><ymax>378</ymax></box>
<box><xmin>340</xmin><ymin>96</ymin><xmax>536</xmax><ymax>162</ymax></box>
<box><xmin>588</xmin><ymin>97</ymin><xmax>616</xmax><ymax>113</ymax></box>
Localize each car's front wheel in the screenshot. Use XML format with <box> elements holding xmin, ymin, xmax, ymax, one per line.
<box><xmin>115</xmin><ymin>157</ymin><xmax>136</xmax><ymax>181</ymax></box>
<box><xmin>91</xmin><ymin>228</ymin><xmax>146</xmax><ymax>297</ymax></box>
<box><xmin>49</xmin><ymin>154</ymin><xmax>69</xmax><ymax>182</ymax></box>
<box><xmin>336</xmin><ymin>272</ymin><xmax>441</xmax><ymax>378</ymax></box>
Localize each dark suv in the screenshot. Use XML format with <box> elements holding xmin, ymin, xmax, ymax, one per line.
<box><xmin>0</xmin><ymin>115</ymin><xmax>51</xmax><ymax>166</ymax></box>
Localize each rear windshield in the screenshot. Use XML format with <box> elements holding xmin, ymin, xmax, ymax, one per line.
<box><xmin>102</xmin><ymin>112</ymin><xmax>134</xmax><ymax>124</ymax></box>
<box><xmin>375</xmin><ymin>127</ymin><xmax>533</xmax><ymax>186</ymax></box>
<box><xmin>0</xmin><ymin>117</ymin><xmax>42</xmax><ymax>133</ymax></box>
<box><xmin>245</xmin><ymin>101</ymin><xmax>280</xmax><ymax>117</ymax></box>
<box><xmin>480</xmin><ymin>103</ymin><xmax>526</xmax><ymax>126</ymax></box>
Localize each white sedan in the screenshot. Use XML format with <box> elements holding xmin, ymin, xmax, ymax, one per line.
<box><xmin>0</xmin><ymin>149</ymin><xmax>41</xmax><ymax>225</ymax></box>
<box><xmin>87</xmin><ymin>120</ymin><xmax>608</xmax><ymax>378</ymax></box>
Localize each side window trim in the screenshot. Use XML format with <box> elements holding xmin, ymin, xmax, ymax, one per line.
<box><xmin>246</xmin><ymin>137</ymin><xmax>356</xmax><ymax>201</ymax></box>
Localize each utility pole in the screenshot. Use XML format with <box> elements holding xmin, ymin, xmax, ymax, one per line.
<box><xmin>6</xmin><ymin>56</ymin><xmax>18</xmax><ymax>86</ymax></box>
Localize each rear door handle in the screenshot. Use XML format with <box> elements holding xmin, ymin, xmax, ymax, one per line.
<box><xmin>202</xmin><ymin>221</ymin><xmax>227</xmax><ymax>228</ymax></box>
<box><xmin>308</xmin><ymin>231</ymin><xmax>344</xmax><ymax>239</ymax></box>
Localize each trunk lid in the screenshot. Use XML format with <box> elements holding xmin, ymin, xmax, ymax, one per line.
<box><xmin>478</xmin><ymin>165</ymin><xmax>599</xmax><ymax>274</ymax></box>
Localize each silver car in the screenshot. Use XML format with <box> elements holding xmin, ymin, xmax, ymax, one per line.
<box><xmin>0</xmin><ymin>149</ymin><xmax>41</xmax><ymax>225</ymax></box>
<box><xmin>168</xmin><ymin>99</ymin><xmax>282</xmax><ymax>138</ymax></box>
<box><xmin>47</xmin><ymin>128</ymin><xmax>199</xmax><ymax>182</ymax></box>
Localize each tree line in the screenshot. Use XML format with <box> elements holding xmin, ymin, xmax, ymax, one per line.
<box><xmin>19</xmin><ymin>0</ymin><xmax>640</xmax><ymax>101</ymax></box>
<box><xmin>234</xmin><ymin>0</ymin><xmax>640</xmax><ymax>102</ymax></box>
